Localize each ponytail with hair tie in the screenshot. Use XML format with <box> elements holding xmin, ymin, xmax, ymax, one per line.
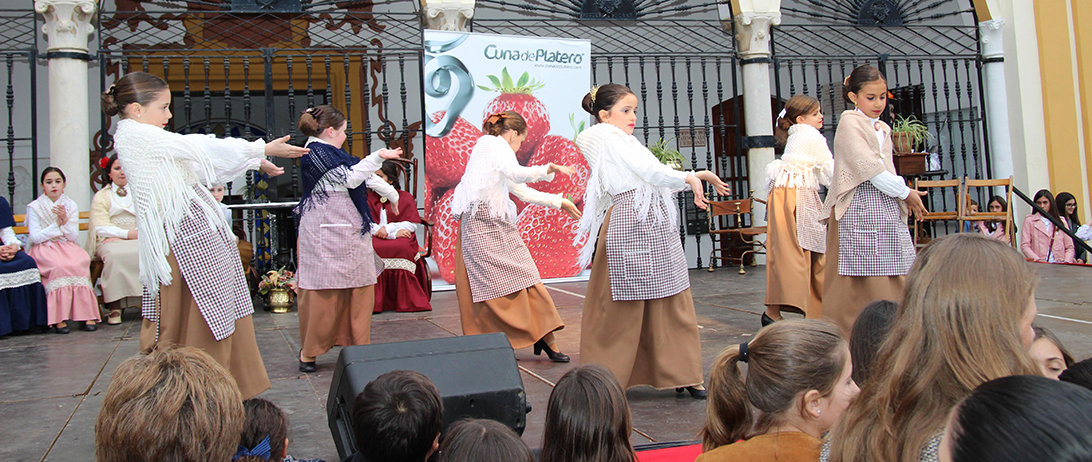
<box><xmin>485</xmin><ymin>112</ymin><xmax>506</xmax><ymax>124</ymax></box>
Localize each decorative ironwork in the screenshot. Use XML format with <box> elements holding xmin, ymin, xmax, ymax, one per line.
<box><xmin>782</xmin><ymin>0</ymin><xmax>974</xmax><ymax>26</ymax></box>
<box><xmin>580</xmin><ymin>0</ymin><xmax>637</xmax><ymax>20</ymax></box>
<box><xmin>476</xmin><ymin>0</ymin><xmax>731</xmax><ymax>20</ymax></box>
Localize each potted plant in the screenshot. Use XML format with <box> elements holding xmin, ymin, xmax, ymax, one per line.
<box><xmin>648</xmin><ymin>137</ymin><xmax>688</xmax><ymax>170</ymax></box>
<box><xmin>891</xmin><ymin>115</ymin><xmax>932</xmax><ymax>154</ymax></box>
<box><xmin>258</xmin><ymin>267</ymin><xmax>297</xmax><ymax>313</ymax></box>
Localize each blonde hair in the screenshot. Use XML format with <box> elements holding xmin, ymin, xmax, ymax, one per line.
<box><xmin>95</xmin><ymin>347</ymin><xmax>245</xmax><ymax>462</ymax></box>
<box><xmin>826</xmin><ymin>233</ymin><xmax>1040</xmax><ymax>462</ymax></box>
<box><xmin>700</xmin><ymin>319</ymin><xmax>846</xmax><ymax>451</ymax></box>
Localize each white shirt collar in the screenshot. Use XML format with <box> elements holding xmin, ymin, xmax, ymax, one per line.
<box><xmin>306</xmin><ymin>136</ymin><xmax>331</xmax><ymax>147</ymax></box>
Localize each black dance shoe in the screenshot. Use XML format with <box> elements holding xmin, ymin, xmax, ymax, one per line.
<box><xmin>533</xmin><ymin>339</ymin><xmax>570</xmax><ymax>363</ymax></box>
<box><xmin>298</xmin><ymin>349</ymin><xmax>317</xmax><ymax>373</ymax></box>
<box><xmin>83</xmin><ymin>322</ymin><xmax>97</xmax><ymax>332</ymax></box>
<box><xmin>54</xmin><ymin>324</ymin><xmax>70</xmax><ymax>334</ymax></box>
<box><xmin>761</xmin><ymin>313</ymin><xmax>776</xmax><ymax>327</ymax></box>
<box><xmin>676</xmin><ymin>386</ymin><xmax>708</xmax><ymax>400</ymax></box>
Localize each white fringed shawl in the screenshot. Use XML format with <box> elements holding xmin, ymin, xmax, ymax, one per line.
<box><xmin>766</xmin><ymin>124</ymin><xmax>834</xmax><ymax>191</ymax></box>
<box><xmin>573</xmin><ymin>123</ymin><xmax>689</xmax><ymax>268</ymax></box>
<box><xmin>451</xmin><ymin>135</ymin><xmax>559</xmax><ymax>223</ymax></box>
<box><xmin>111</xmin><ymin>119</ymin><xmax>264</xmax><ymax>294</ymax></box>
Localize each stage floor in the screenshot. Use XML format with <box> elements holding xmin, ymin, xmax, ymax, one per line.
<box><xmin>2</xmin><ymin>262</ymin><xmax>1090</xmax><ymax>461</ymax></box>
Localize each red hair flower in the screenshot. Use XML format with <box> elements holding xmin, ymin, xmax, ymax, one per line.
<box><xmin>99</xmin><ymin>156</ymin><xmax>111</xmax><ymax>170</ymax></box>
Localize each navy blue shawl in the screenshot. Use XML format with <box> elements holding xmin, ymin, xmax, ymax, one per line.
<box><xmin>296</xmin><ymin>141</ymin><xmax>374</xmax><ymax>234</ymax></box>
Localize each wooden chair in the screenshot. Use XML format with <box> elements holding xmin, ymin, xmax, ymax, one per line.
<box><xmin>707</xmin><ymin>194</ymin><xmax>768</xmax><ymax>274</ymax></box>
<box><xmin>960</xmin><ymin>176</ymin><xmax>1015</xmax><ymax>247</ymax></box>
<box><xmin>387</xmin><ymin>157</ymin><xmax>433</xmax><ymax>299</ymax></box>
<box><xmin>913</xmin><ymin>178</ymin><xmax>962</xmax><ymax>250</ymax></box>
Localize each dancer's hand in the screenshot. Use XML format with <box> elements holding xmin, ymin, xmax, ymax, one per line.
<box><xmin>697</xmin><ymin>170</ymin><xmax>731</xmax><ymax>196</ymax></box>
<box><xmin>548</xmin><ymin>163</ymin><xmax>576</xmax><ymax>176</ymax></box>
<box><xmin>560</xmin><ymin>199</ymin><xmax>582</xmax><ymax>220</ymax></box>
<box><xmin>388</xmin><ymin>199</ymin><xmax>399</xmax><ymax>215</ymax></box>
<box><xmin>905</xmin><ymin>190</ymin><xmax>928</xmax><ymax>220</ymax></box>
<box><xmin>395</xmin><ymin>229</ymin><xmax>412</xmax><ymax>239</ymax></box>
<box><xmin>687</xmin><ymin>175</ymin><xmax>710</xmax><ymax>210</ymax></box>
<box><xmin>265</xmin><ymin>136</ymin><xmax>309</xmax><ymax>158</ymax></box>
<box><xmin>374</xmin><ymin>226</ymin><xmax>388</xmax><ymax>239</ymax></box>
<box><xmin>260</xmin><ymin>159</ymin><xmax>285</xmax><ymax>177</ymax></box>
<box><xmin>377</xmin><ymin>148</ymin><xmax>402</xmax><ymax>160</ymax></box>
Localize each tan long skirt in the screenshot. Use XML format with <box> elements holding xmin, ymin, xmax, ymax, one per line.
<box><xmin>97</xmin><ymin>239</ymin><xmax>142</xmax><ymax>304</ymax></box>
<box><xmin>765</xmin><ymin>187</ymin><xmax>824</xmax><ymax>317</ymax></box>
<box><xmin>823</xmin><ymin>210</ymin><xmax>905</xmax><ymax>338</ymax></box>
<box><xmin>297</xmin><ymin>286</ymin><xmax>373</xmax><ymax>358</ymax></box>
<box><xmin>580</xmin><ymin>211</ymin><xmax>704</xmax><ymax>390</ymax></box>
<box><xmin>139</xmin><ymin>253</ymin><xmax>270</xmax><ymax>399</ymax></box>
<box><xmin>454</xmin><ymin>230</ymin><xmax>563</xmax><ymax>350</ymax></box>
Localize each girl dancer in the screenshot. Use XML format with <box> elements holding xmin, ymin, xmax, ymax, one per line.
<box><xmin>87</xmin><ymin>155</ymin><xmax>142</xmax><ymax>325</ymax></box>
<box><xmin>368</xmin><ymin>160</ymin><xmax>432</xmax><ymax>313</ymax></box>
<box><xmin>764</xmin><ymin>95</ymin><xmax>833</xmax><ymax>325</ymax></box>
<box><xmin>295</xmin><ymin>104</ymin><xmax>401</xmax><ymax>373</ymax></box>
<box><xmin>822</xmin><ymin>65</ymin><xmax>926</xmax><ymax>336</ymax></box>
<box><xmin>103</xmin><ymin>71</ymin><xmax>305</xmax><ymax>398</ymax></box>
<box><xmin>574</xmin><ymin>83</ymin><xmax>730</xmax><ymax>398</ymax></box>
<box><xmin>27</xmin><ymin>167</ymin><xmax>100</xmax><ymax>333</ymax></box>
<box><xmin>451</xmin><ymin>110</ymin><xmax>580</xmax><ymax>362</ymax></box>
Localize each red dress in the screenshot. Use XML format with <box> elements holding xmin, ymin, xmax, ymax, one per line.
<box><xmin>367</xmin><ymin>190</ymin><xmax>432</xmax><ymax>313</ymax></box>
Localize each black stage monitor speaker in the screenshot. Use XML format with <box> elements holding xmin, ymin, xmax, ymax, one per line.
<box><xmin>327</xmin><ymin>333</ymin><xmax>527</xmax><ymax>459</ymax></box>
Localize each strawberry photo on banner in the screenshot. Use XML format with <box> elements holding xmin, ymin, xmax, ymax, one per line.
<box><xmin>423</xmin><ymin>31</ymin><xmax>592</xmax><ymax>285</ymax></box>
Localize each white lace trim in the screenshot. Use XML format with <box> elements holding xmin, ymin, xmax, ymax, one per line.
<box><xmin>0</xmin><ymin>268</ymin><xmax>42</xmax><ymax>290</ymax></box>
<box><xmin>381</xmin><ymin>257</ymin><xmax>417</xmax><ymax>272</ymax></box>
<box><xmin>44</xmin><ymin>275</ymin><xmax>92</xmax><ymax>294</ymax></box>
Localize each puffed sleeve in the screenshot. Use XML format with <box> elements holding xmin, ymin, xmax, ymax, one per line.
<box><xmin>612</xmin><ymin>133</ymin><xmax>689</xmax><ymax>190</ymax></box>
<box><xmin>0</xmin><ymin>227</ymin><xmax>19</xmax><ymax>248</ymax></box>
<box><xmin>175</xmin><ymin>132</ymin><xmax>266</xmax><ymax>185</ymax></box>
<box><xmin>345</xmin><ymin>151</ymin><xmax>387</xmax><ymax>189</ymax></box>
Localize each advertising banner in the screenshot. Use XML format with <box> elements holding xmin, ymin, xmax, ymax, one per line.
<box><xmin>422</xmin><ymin>31</ymin><xmax>592</xmax><ymax>286</ymax></box>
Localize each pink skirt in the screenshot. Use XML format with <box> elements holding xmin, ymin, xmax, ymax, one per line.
<box><xmin>29</xmin><ymin>241</ymin><xmax>99</xmax><ymax>325</ymax></box>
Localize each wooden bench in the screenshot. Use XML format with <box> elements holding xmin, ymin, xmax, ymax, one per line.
<box><xmin>11</xmin><ymin>211</ymin><xmax>91</xmax><ymax>235</ymax></box>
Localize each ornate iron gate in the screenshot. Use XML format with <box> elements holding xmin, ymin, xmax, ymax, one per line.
<box><xmin>0</xmin><ymin>9</ymin><xmax>39</xmax><ymax>210</ymax></box>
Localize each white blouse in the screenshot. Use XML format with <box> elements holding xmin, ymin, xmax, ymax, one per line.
<box><xmin>304</xmin><ymin>137</ymin><xmax>399</xmax><ymax>207</ymax></box>
<box><xmin>369</xmin><ymin>208</ymin><xmax>417</xmax><ymax>238</ymax></box>
<box><xmin>451</xmin><ymin>135</ymin><xmax>563</xmax><ymax>222</ymax></box>
<box><xmin>27</xmin><ymin>194</ymin><xmax>79</xmax><ymax>246</ymax></box>
<box><xmin>855</xmin><ymin>110</ymin><xmax>910</xmax><ymax>200</ymax></box>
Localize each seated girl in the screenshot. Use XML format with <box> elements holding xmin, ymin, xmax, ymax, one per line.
<box><xmin>367</xmin><ymin>160</ymin><xmax>431</xmax><ymax>313</ymax></box>
<box><xmin>977</xmin><ymin>195</ymin><xmax>1013</xmax><ymax>244</ymax></box>
<box><xmin>27</xmin><ymin>167</ymin><xmax>100</xmax><ymax>333</ymax></box>
<box><xmin>87</xmin><ymin>155</ymin><xmax>141</xmax><ymax>325</ymax></box>
<box><xmin>0</xmin><ymin>195</ymin><xmax>47</xmax><ymax>337</ymax></box>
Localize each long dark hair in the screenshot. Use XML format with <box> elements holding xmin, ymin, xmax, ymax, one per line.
<box><xmin>1033</xmin><ymin>189</ymin><xmax>1063</xmax><ymax>224</ymax></box>
<box><xmin>948</xmin><ymin>375</ymin><xmax>1092</xmax><ymax>462</ymax></box>
<box><xmin>540</xmin><ymin>365</ymin><xmax>636</xmax><ymax>462</ymax></box>
<box><xmin>379</xmin><ymin>160</ymin><xmax>402</xmax><ymax>191</ymax></box>
<box><xmin>100</xmin><ymin>155</ymin><xmax>119</xmax><ymax>187</ymax></box>
<box><xmin>985</xmin><ymin>195</ymin><xmax>1011</xmax><ymax>233</ymax></box>
<box><xmin>849</xmin><ymin>300</ymin><xmax>898</xmax><ymax>387</ymax></box>
<box><xmin>582</xmin><ymin>83</ymin><xmax>635</xmax><ymax>123</ymax></box>
<box><xmin>1055</xmin><ymin>192</ymin><xmax>1081</xmax><ymax>227</ymax></box>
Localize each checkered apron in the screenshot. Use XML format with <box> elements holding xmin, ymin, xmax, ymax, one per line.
<box><xmin>606</xmin><ymin>189</ymin><xmax>690</xmax><ymax>301</ymax></box>
<box><xmin>796</xmin><ymin>187</ymin><xmax>828</xmax><ymax>254</ymax></box>
<box><xmin>141</xmin><ymin>186</ymin><xmax>253</xmax><ymax>341</ymax></box>
<box><xmin>459</xmin><ymin>202</ymin><xmax>541</xmax><ymax>303</ymax></box>
<box><xmin>297</xmin><ymin>192</ymin><xmax>383</xmax><ymax>290</ymax></box>
<box><xmin>837</xmin><ymin>181</ymin><xmax>916</xmax><ymax>277</ymax></box>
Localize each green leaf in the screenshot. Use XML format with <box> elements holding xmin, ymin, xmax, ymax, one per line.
<box><xmin>579</xmin><ymin>121</ymin><xmax>586</xmax><ymax>131</ymax></box>
<box><xmin>517</xmin><ymin>72</ymin><xmax>529</xmax><ymax>88</ymax></box>
<box><xmin>487</xmin><ymin>74</ymin><xmax>502</xmax><ymax>88</ymax></box>
<box><xmin>501</xmin><ymin>68</ymin><xmax>513</xmax><ymax>89</ymax></box>
<box><xmin>477</xmin><ymin>85</ymin><xmax>492</xmax><ymax>91</ymax></box>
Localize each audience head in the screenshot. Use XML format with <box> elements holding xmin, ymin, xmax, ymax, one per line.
<box><xmin>377</xmin><ymin>160</ymin><xmax>403</xmax><ymax>190</ymax></box>
<box><xmin>849</xmin><ymin>300</ymin><xmax>899</xmax><ymax>386</ymax></box>
<box><xmin>775</xmin><ymin>94</ymin><xmax>823</xmax><ymax>145</ymax></box>
<box><xmin>40</xmin><ymin>166</ymin><xmax>66</xmax><ymax>200</ymax></box>
<box><xmin>940</xmin><ymin>375</ymin><xmax>1092</xmax><ymax>462</ymax></box>
<box><xmin>95</xmin><ymin>347</ymin><xmax>245</xmax><ymax>462</ymax></box>
<box><xmin>1055</xmin><ymin>191</ymin><xmax>1081</xmax><ymax>226</ymax></box>
<box><xmin>827</xmin><ymin>234</ymin><xmax>1040</xmax><ymax>462</ymax></box>
<box><xmin>437</xmin><ymin>418</ymin><xmax>534</xmax><ymax>462</ymax></box>
<box><xmin>1029</xmin><ymin>326</ymin><xmax>1074</xmax><ymax>380</ymax></box>
<box><xmin>352</xmin><ymin>370</ymin><xmax>443</xmax><ymax>462</ymax></box>
<box><xmin>1033</xmin><ymin>189</ymin><xmax>1062</xmax><ymax>222</ymax></box>
<box><xmin>1060</xmin><ymin>358</ymin><xmax>1092</xmax><ymax>391</ymax></box>
<box><xmin>298</xmin><ymin>104</ymin><xmax>347</xmax><ymax>147</ymax></box>
<box><xmin>541</xmin><ymin>365</ymin><xmax>636</xmax><ymax>462</ymax></box>
<box><xmin>236</xmin><ymin>398</ymin><xmax>289</xmax><ymax>462</ymax></box>
<box><xmin>701</xmin><ymin>319</ymin><xmax>856</xmax><ymax>451</ymax></box>
<box><xmin>101</xmin><ymin>72</ymin><xmax>171</xmax><ymax>120</ymax></box>
<box><xmin>987</xmin><ymin>196</ymin><xmax>1008</xmax><ymax>214</ymax></box>
<box><xmin>99</xmin><ymin>155</ymin><xmax>126</xmax><ymax>188</ymax></box>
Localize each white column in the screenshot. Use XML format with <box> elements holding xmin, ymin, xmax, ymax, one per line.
<box><xmin>980</xmin><ymin>18</ymin><xmax>1013</xmax><ymax>194</ymax></box>
<box><xmin>734</xmin><ymin>11</ymin><xmax>780</xmax><ymax>230</ymax></box>
<box><xmin>420</xmin><ymin>0</ymin><xmax>475</xmax><ymax>31</ymax></box>
<box><xmin>35</xmin><ymin>0</ymin><xmax>96</xmax><ymax>211</ymax></box>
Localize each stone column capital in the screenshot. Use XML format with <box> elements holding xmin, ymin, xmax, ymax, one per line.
<box><xmin>421</xmin><ymin>0</ymin><xmax>475</xmax><ymax>32</ymax></box>
<box><xmin>979</xmin><ymin>18</ymin><xmax>1006</xmax><ymax>60</ymax></box>
<box><xmin>732</xmin><ymin>11</ymin><xmax>781</xmax><ymax>60</ymax></box>
<box><xmin>35</xmin><ymin>0</ymin><xmax>97</xmax><ymax>54</ymax></box>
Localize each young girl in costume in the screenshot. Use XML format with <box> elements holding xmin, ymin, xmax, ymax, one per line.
<box><xmin>103</xmin><ymin>71</ymin><xmax>305</xmax><ymax>398</ymax></box>
<box><xmin>698</xmin><ymin>319</ymin><xmax>858</xmax><ymax>460</ymax></box>
<box><xmin>87</xmin><ymin>155</ymin><xmax>142</xmax><ymax>325</ymax></box>
<box><xmin>0</xmin><ymin>195</ymin><xmax>47</xmax><ymax>337</ymax></box>
<box><xmin>822</xmin><ymin>65</ymin><xmax>927</xmax><ymax>336</ymax></box>
<box><xmin>27</xmin><ymin>167</ymin><xmax>100</xmax><ymax>333</ymax></box>
<box><xmin>451</xmin><ymin>110</ymin><xmax>580</xmax><ymax>362</ymax></box>
<box><xmin>574</xmin><ymin>83</ymin><xmax>730</xmax><ymax>398</ymax></box>
<box><xmin>763</xmin><ymin>95</ymin><xmax>833</xmax><ymax>326</ymax></box>
<box><xmin>369</xmin><ymin>160</ymin><xmax>432</xmax><ymax>313</ymax></box>
<box><xmin>295</xmin><ymin>104</ymin><xmax>401</xmax><ymax>373</ymax></box>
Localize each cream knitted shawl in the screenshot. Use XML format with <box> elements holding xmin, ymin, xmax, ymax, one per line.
<box><xmin>766</xmin><ymin>124</ymin><xmax>834</xmax><ymax>191</ymax></box>
<box><xmin>823</xmin><ymin>110</ymin><xmax>906</xmax><ymax>222</ymax></box>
